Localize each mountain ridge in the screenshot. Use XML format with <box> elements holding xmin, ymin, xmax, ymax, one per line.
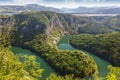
<box><xmin>0</xmin><ymin>4</ymin><xmax>120</xmax><ymax>15</ymax></box>
<box><xmin>0</xmin><ymin>4</ymin><xmax>62</xmax><ymax>15</ymax></box>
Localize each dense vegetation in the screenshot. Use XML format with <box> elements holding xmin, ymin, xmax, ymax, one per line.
<box><xmin>24</xmin><ymin>34</ymin><xmax>98</xmax><ymax>78</ymax></box>
<box><xmin>106</xmin><ymin>65</ymin><xmax>120</xmax><ymax>80</ymax></box>
<box><xmin>0</xmin><ymin>46</ymin><xmax>43</xmax><ymax>80</ymax></box>
<box><xmin>0</xmin><ymin>12</ymin><xmax>100</xmax><ymax>79</ymax></box>
<box><xmin>46</xmin><ymin>73</ymin><xmax>74</xmax><ymax>80</ymax></box>
<box><xmin>102</xmin><ymin>16</ymin><xmax>120</xmax><ymax>31</ymax></box>
<box><xmin>69</xmin><ymin>32</ymin><xmax>120</xmax><ymax>66</ymax></box>
<box><xmin>1</xmin><ymin>12</ymin><xmax>120</xmax><ymax>79</ymax></box>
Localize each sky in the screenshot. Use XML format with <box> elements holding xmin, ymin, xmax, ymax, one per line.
<box><xmin>0</xmin><ymin>0</ymin><xmax>120</xmax><ymax>8</ymax></box>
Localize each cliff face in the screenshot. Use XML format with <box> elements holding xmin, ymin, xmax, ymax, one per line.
<box><xmin>0</xmin><ymin>18</ymin><xmax>11</xmax><ymax>25</ymax></box>
<box><xmin>0</xmin><ymin>16</ymin><xmax>15</xmax><ymax>46</ymax></box>
<box><xmin>0</xmin><ymin>11</ymin><xmax>113</xmax><ymax>46</ymax></box>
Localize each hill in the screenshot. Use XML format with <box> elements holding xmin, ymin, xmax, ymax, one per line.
<box><xmin>0</xmin><ymin>11</ymin><xmax>99</xmax><ymax>79</ymax></box>
<box><xmin>1</xmin><ymin>10</ymin><xmax>120</xmax><ymax>79</ymax></box>
<box><xmin>69</xmin><ymin>32</ymin><xmax>120</xmax><ymax>66</ymax></box>
<box><xmin>0</xmin><ymin>4</ymin><xmax>62</xmax><ymax>15</ymax></box>
<box><xmin>1</xmin><ymin>4</ymin><xmax>120</xmax><ymax>15</ymax></box>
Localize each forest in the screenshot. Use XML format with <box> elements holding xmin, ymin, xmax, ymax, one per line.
<box><xmin>25</xmin><ymin>34</ymin><xmax>98</xmax><ymax>78</ymax></box>
<box><xmin>0</xmin><ymin>11</ymin><xmax>120</xmax><ymax>79</ymax></box>
<box><xmin>0</xmin><ymin>46</ymin><xmax>43</xmax><ymax>80</ymax></box>
<box><xmin>69</xmin><ymin>32</ymin><xmax>120</xmax><ymax>66</ymax></box>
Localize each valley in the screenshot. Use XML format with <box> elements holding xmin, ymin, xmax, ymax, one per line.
<box><xmin>58</xmin><ymin>36</ymin><xmax>110</xmax><ymax>79</ymax></box>
<box><xmin>0</xmin><ymin>11</ymin><xmax>120</xmax><ymax>80</ymax></box>
<box><xmin>11</xmin><ymin>47</ymin><xmax>55</xmax><ymax>80</ymax></box>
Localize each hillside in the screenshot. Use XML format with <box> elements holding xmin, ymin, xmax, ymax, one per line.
<box><xmin>0</xmin><ymin>12</ymin><xmax>113</xmax><ymax>45</ymax></box>
<box><xmin>102</xmin><ymin>16</ymin><xmax>120</xmax><ymax>31</ymax></box>
<box><xmin>14</xmin><ymin>12</ymin><xmax>114</xmax><ymax>38</ymax></box>
<box><xmin>69</xmin><ymin>32</ymin><xmax>120</xmax><ymax>66</ymax></box>
<box><xmin>1</xmin><ymin>11</ymin><xmax>120</xmax><ymax>46</ymax></box>
<box><xmin>1</xmin><ymin>11</ymin><xmax>120</xmax><ymax>79</ymax></box>
<box><xmin>0</xmin><ymin>46</ymin><xmax>44</xmax><ymax>80</ymax></box>
<box><xmin>0</xmin><ymin>12</ymin><xmax>99</xmax><ymax>79</ymax></box>
<box><xmin>0</xmin><ymin>10</ymin><xmax>120</xmax><ymax>79</ymax></box>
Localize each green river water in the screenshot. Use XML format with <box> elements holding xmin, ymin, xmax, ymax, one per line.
<box><xmin>11</xmin><ymin>47</ymin><xmax>55</xmax><ymax>80</ymax></box>
<box><xmin>58</xmin><ymin>36</ymin><xmax>111</xmax><ymax>79</ymax></box>
<box><xmin>11</xmin><ymin>35</ymin><xmax>111</xmax><ymax>80</ymax></box>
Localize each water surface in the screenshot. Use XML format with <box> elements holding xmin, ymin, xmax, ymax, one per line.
<box><xmin>58</xmin><ymin>36</ymin><xmax>110</xmax><ymax>79</ymax></box>
<box><xmin>11</xmin><ymin>47</ymin><xmax>55</xmax><ymax>80</ymax></box>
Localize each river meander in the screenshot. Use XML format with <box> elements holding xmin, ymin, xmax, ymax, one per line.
<box><xmin>11</xmin><ymin>35</ymin><xmax>111</xmax><ymax>80</ymax></box>
<box><xmin>58</xmin><ymin>36</ymin><xmax>111</xmax><ymax>79</ymax></box>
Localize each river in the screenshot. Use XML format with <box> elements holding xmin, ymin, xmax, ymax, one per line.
<box><xmin>58</xmin><ymin>36</ymin><xmax>111</xmax><ymax>79</ymax></box>
<box><xmin>11</xmin><ymin>35</ymin><xmax>111</xmax><ymax>80</ymax></box>
<box><xmin>11</xmin><ymin>47</ymin><xmax>55</xmax><ymax>80</ymax></box>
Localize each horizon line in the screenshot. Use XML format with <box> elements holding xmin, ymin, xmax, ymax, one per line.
<box><xmin>0</xmin><ymin>3</ymin><xmax>120</xmax><ymax>9</ymax></box>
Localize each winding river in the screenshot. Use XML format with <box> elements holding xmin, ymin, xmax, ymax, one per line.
<box><xmin>11</xmin><ymin>35</ymin><xmax>111</xmax><ymax>80</ymax></box>
<box><xmin>11</xmin><ymin>47</ymin><xmax>55</xmax><ymax>80</ymax></box>
<box><xmin>58</xmin><ymin>36</ymin><xmax>111</xmax><ymax>79</ymax></box>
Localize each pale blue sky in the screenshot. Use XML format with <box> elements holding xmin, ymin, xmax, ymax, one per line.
<box><xmin>0</xmin><ymin>0</ymin><xmax>120</xmax><ymax>8</ymax></box>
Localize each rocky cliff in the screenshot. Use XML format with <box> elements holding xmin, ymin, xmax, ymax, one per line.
<box><xmin>0</xmin><ymin>11</ymin><xmax>113</xmax><ymax>46</ymax></box>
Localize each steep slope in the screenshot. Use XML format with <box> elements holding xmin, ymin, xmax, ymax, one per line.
<box><xmin>0</xmin><ymin>12</ymin><xmax>99</xmax><ymax>79</ymax></box>
<box><xmin>0</xmin><ymin>47</ymin><xmax>43</xmax><ymax>80</ymax></box>
<box><xmin>0</xmin><ymin>11</ymin><xmax>115</xmax><ymax>47</ymax></box>
<box><xmin>69</xmin><ymin>32</ymin><xmax>120</xmax><ymax>66</ymax></box>
<box><xmin>12</xmin><ymin>12</ymin><xmax>112</xmax><ymax>44</ymax></box>
<box><xmin>1</xmin><ymin>12</ymin><xmax>120</xmax><ymax>79</ymax></box>
<box><xmin>102</xmin><ymin>16</ymin><xmax>120</xmax><ymax>31</ymax></box>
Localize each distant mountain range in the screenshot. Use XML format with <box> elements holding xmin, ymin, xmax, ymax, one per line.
<box><xmin>65</xmin><ymin>6</ymin><xmax>120</xmax><ymax>14</ymax></box>
<box><xmin>0</xmin><ymin>4</ymin><xmax>62</xmax><ymax>15</ymax></box>
<box><xmin>0</xmin><ymin>4</ymin><xmax>120</xmax><ymax>15</ymax></box>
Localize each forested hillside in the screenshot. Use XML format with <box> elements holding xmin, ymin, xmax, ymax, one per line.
<box><xmin>102</xmin><ymin>16</ymin><xmax>120</xmax><ymax>31</ymax></box>
<box><xmin>69</xmin><ymin>32</ymin><xmax>120</xmax><ymax>66</ymax></box>
<box><xmin>0</xmin><ymin>46</ymin><xmax>43</xmax><ymax>80</ymax></box>
<box><xmin>0</xmin><ymin>12</ymin><xmax>114</xmax><ymax>43</ymax></box>
<box><xmin>0</xmin><ymin>11</ymin><xmax>120</xmax><ymax>79</ymax></box>
<box><xmin>24</xmin><ymin>34</ymin><xmax>98</xmax><ymax>78</ymax></box>
<box><xmin>0</xmin><ymin>12</ymin><xmax>99</xmax><ymax>79</ymax></box>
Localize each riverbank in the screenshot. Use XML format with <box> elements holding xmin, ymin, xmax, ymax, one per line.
<box><xmin>58</xmin><ymin>36</ymin><xmax>111</xmax><ymax>79</ymax></box>
<box><xmin>11</xmin><ymin>35</ymin><xmax>111</xmax><ymax>80</ymax></box>
<box><xmin>11</xmin><ymin>47</ymin><xmax>55</xmax><ymax>80</ymax></box>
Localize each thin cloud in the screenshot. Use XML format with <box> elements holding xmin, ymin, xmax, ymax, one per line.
<box><xmin>0</xmin><ymin>0</ymin><xmax>120</xmax><ymax>8</ymax></box>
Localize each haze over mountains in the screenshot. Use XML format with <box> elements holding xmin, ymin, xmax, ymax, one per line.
<box><xmin>0</xmin><ymin>4</ymin><xmax>62</xmax><ymax>15</ymax></box>
<box><xmin>0</xmin><ymin>4</ymin><xmax>120</xmax><ymax>15</ymax></box>
<box><xmin>63</xmin><ymin>6</ymin><xmax>120</xmax><ymax>14</ymax></box>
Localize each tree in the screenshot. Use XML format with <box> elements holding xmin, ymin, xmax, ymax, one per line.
<box><xmin>0</xmin><ymin>47</ymin><xmax>44</xmax><ymax>80</ymax></box>
<box><xmin>106</xmin><ymin>65</ymin><xmax>120</xmax><ymax>80</ymax></box>
<box><xmin>46</xmin><ymin>73</ymin><xmax>75</xmax><ymax>80</ymax></box>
